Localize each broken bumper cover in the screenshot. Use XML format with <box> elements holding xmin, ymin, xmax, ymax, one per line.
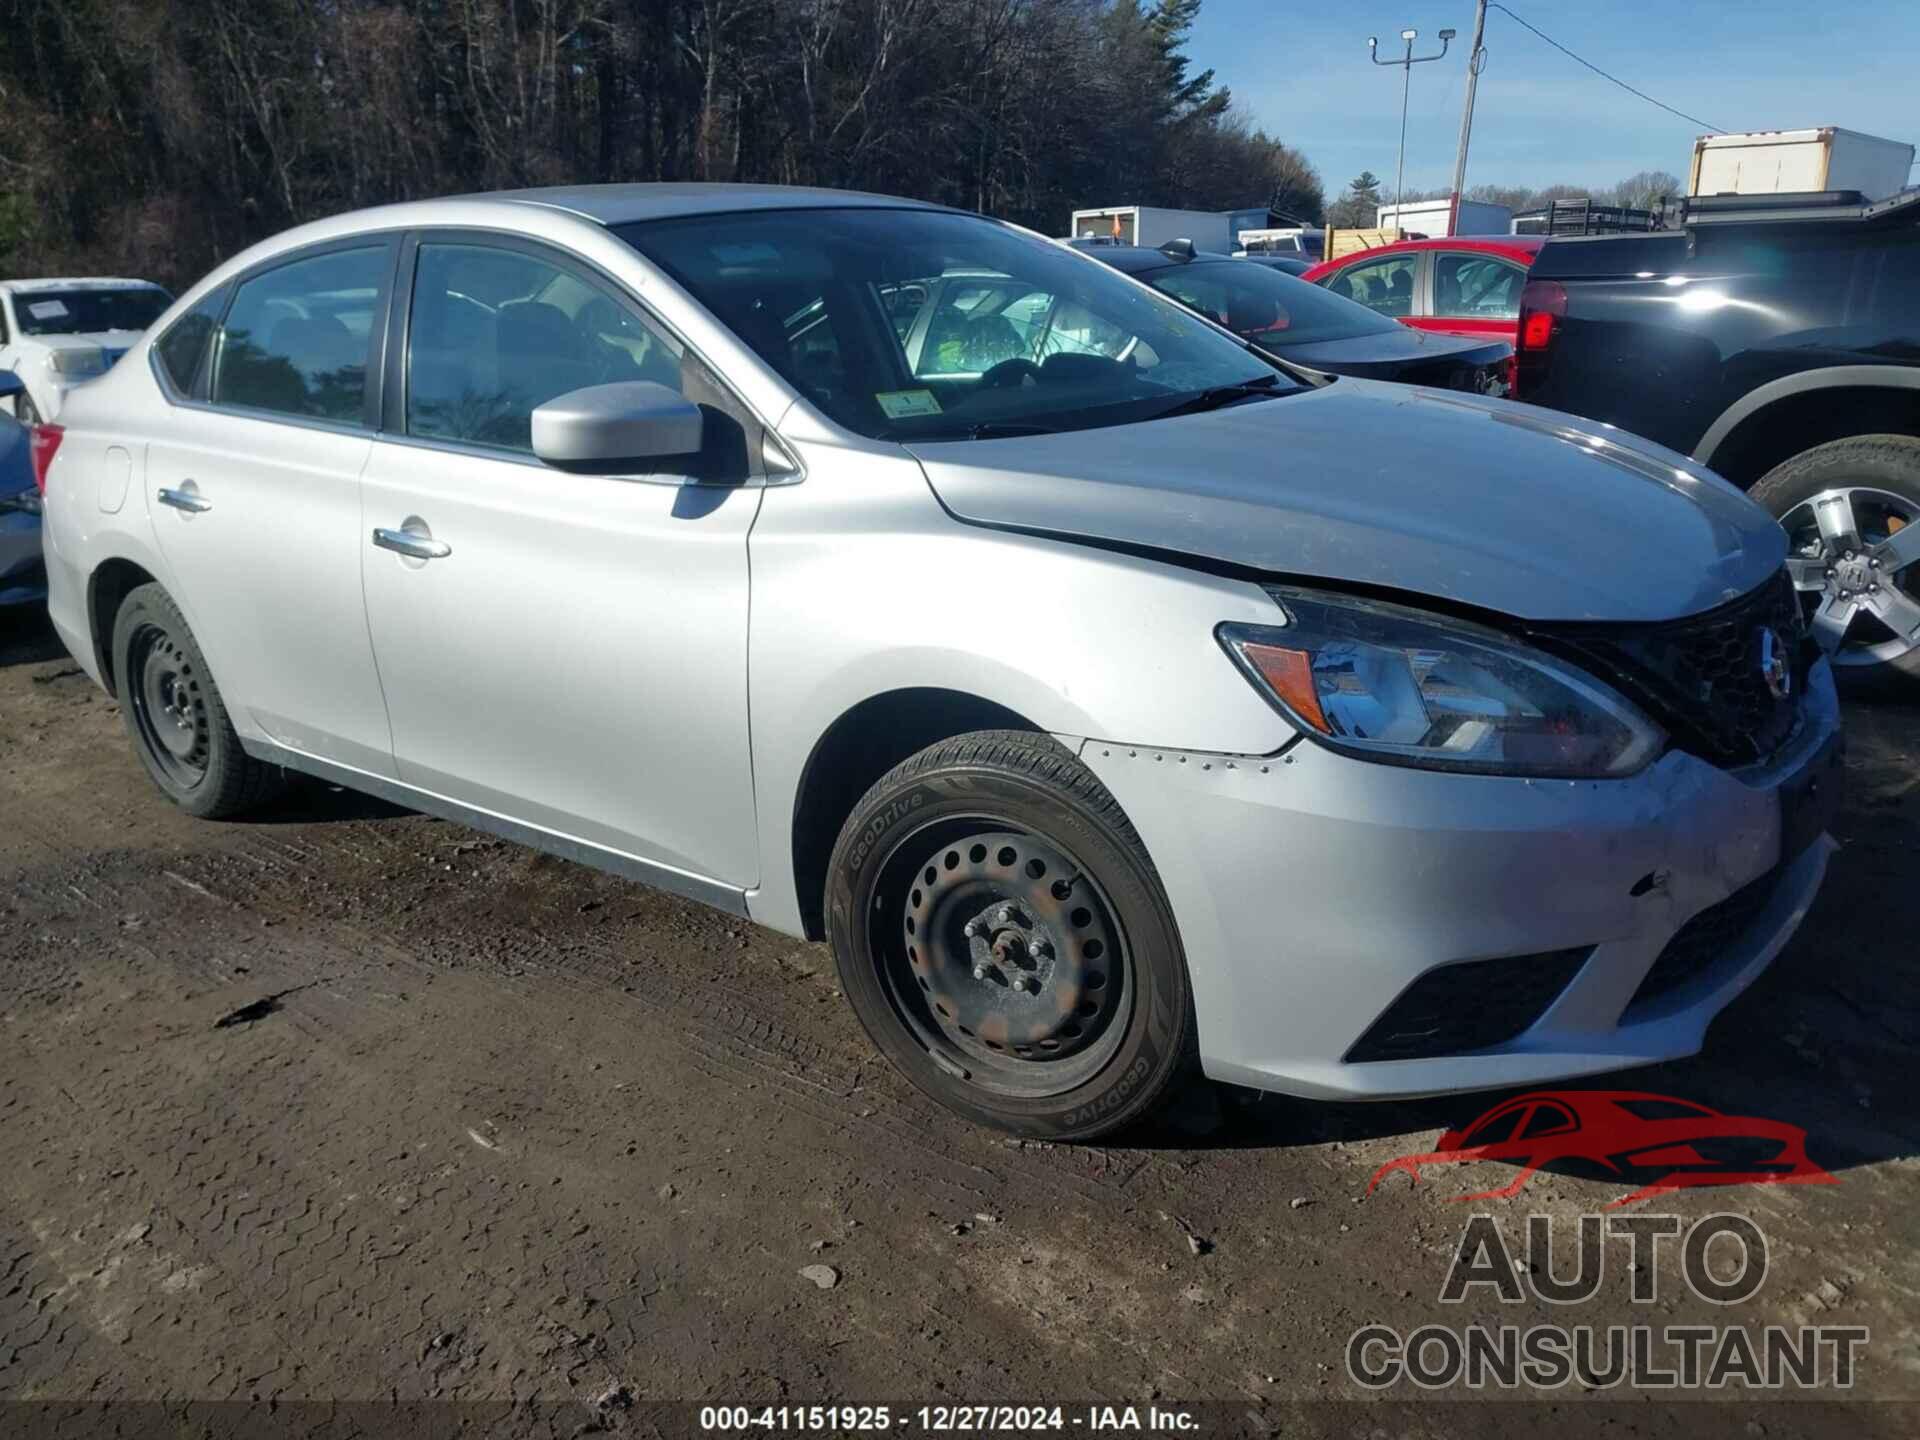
<box><xmin>1083</xmin><ymin>658</ymin><xmax>1841</xmax><ymax>1101</ymax></box>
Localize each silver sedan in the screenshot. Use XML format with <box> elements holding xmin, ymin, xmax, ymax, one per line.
<box><xmin>37</xmin><ymin>185</ymin><xmax>1840</xmax><ymax>1137</ymax></box>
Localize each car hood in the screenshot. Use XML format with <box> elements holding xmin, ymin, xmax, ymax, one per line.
<box><xmin>31</xmin><ymin>331</ymin><xmax>141</xmax><ymax>354</ymax></box>
<box><xmin>906</xmin><ymin>380</ymin><xmax>1785</xmax><ymax>623</ymax></box>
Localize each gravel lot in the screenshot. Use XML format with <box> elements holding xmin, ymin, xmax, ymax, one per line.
<box><xmin>2</xmin><ymin>608</ymin><xmax>1917</xmax><ymax>1435</ymax></box>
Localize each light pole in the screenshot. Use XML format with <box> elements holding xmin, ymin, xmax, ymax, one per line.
<box><xmin>1369</xmin><ymin>26</ymin><xmax>1455</xmax><ymax>227</ymax></box>
<box><xmin>1447</xmin><ymin>0</ymin><xmax>1490</xmax><ymax>234</ymax></box>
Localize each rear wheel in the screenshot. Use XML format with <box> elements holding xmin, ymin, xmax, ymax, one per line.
<box><xmin>1750</xmin><ymin>435</ymin><xmax>1920</xmax><ymax>695</ymax></box>
<box><xmin>111</xmin><ymin>582</ymin><xmax>285</xmax><ymax>817</ymax></box>
<box><xmin>826</xmin><ymin>730</ymin><xmax>1195</xmax><ymax>1140</ymax></box>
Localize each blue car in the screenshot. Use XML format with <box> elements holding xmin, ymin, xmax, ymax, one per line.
<box><xmin>0</xmin><ymin>371</ymin><xmax>45</xmax><ymax>607</ymax></box>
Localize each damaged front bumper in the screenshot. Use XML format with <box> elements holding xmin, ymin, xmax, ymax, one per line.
<box><xmin>1082</xmin><ymin>658</ymin><xmax>1842</xmax><ymax>1101</ymax></box>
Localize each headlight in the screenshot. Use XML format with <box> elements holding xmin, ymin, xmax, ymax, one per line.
<box><xmin>1218</xmin><ymin>589</ymin><xmax>1664</xmax><ymax>778</ymax></box>
<box><xmin>46</xmin><ymin>349</ymin><xmax>105</xmax><ymax>377</ymax></box>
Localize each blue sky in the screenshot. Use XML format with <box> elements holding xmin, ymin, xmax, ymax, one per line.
<box><xmin>1184</xmin><ymin>1</ymin><xmax>1920</xmax><ymax>199</ymax></box>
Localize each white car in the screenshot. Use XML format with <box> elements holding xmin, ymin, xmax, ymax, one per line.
<box><xmin>35</xmin><ymin>186</ymin><xmax>1839</xmax><ymax>1139</ymax></box>
<box><xmin>0</xmin><ymin>278</ymin><xmax>174</xmax><ymax>423</ymax></box>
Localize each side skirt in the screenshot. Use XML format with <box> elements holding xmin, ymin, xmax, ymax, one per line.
<box><xmin>239</xmin><ymin>736</ymin><xmax>750</xmax><ymax>919</ymax></box>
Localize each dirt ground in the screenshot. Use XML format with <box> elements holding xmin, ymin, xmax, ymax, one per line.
<box><xmin>2</xmin><ymin>606</ymin><xmax>1918</xmax><ymax>1436</ymax></box>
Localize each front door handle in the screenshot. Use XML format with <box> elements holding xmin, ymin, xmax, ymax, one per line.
<box><xmin>157</xmin><ymin>487</ymin><xmax>213</xmax><ymax>514</ymax></box>
<box><xmin>372</xmin><ymin>526</ymin><xmax>451</xmax><ymax>560</ymax></box>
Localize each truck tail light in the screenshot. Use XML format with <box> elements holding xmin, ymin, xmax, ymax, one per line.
<box><xmin>1514</xmin><ymin>280</ymin><xmax>1566</xmax><ymax>399</ymax></box>
<box><xmin>29</xmin><ymin>424</ymin><xmax>65</xmax><ymax>495</ymax></box>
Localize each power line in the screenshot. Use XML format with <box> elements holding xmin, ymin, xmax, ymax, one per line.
<box><xmin>1488</xmin><ymin>3</ymin><xmax>1726</xmax><ymax>133</ymax></box>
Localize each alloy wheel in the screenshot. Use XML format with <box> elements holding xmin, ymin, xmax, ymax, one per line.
<box><xmin>1781</xmin><ymin>485</ymin><xmax>1920</xmax><ymax>668</ymax></box>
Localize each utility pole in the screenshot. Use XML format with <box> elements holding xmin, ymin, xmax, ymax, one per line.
<box><xmin>1369</xmin><ymin>27</ymin><xmax>1455</xmax><ymax>226</ymax></box>
<box><xmin>1448</xmin><ymin>0</ymin><xmax>1491</xmax><ymax>233</ymax></box>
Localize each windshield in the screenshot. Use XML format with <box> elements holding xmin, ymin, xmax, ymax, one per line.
<box><xmin>12</xmin><ymin>287</ymin><xmax>172</xmax><ymax>337</ymax></box>
<box><xmin>1139</xmin><ymin>261</ymin><xmax>1401</xmax><ymax>347</ymax></box>
<box><xmin>614</xmin><ymin>208</ymin><xmax>1292</xmax><ymax>442</ymax></box>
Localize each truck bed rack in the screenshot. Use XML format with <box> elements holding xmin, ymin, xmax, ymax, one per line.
<box><xmin>1511</xmin><ymin>198</ymin><xmax>1663</xmax><ymax>236</ymax></box>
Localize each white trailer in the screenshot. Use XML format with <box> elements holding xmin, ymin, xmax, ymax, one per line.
<box><xmin>1069</xmin><ymin>206</ymin><xmax>1233</xmax><ymax>252</ymax></box>
<box><xmin>1689</xmin><ymin>128</ymin><xmax>1915</xmax><ymax>201</ymax></box>
<box><xmin>1373</xmin><ymin>198</ymin><xmax>1513</xmax><ymax>237</ymax></box>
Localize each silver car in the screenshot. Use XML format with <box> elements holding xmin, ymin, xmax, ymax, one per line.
<box><xmin>38</xmin><ymin>186</ymin><xmax>1841</xmax><ymax>1138</ymax></box>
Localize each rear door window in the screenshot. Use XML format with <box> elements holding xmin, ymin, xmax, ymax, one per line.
<box><xmin>212</xmin><ymin>247</ymin><xmax>390</xmax><ymax>424</ymax></box>
<box><xmin>1434</xmin><ymin>254</ymin><xmax>1525</xmax><ymax>319</ymax></box>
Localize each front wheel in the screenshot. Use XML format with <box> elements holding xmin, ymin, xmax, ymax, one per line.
<box><xmin>1751</xmin><ymin>435</ymin><xmax>1920</xmax><ymax>695</ymax></box>
<box><xmin>826</xmin><ymin>730</ymin><xmax>1195</xmax><ymax>1140</ymax></box>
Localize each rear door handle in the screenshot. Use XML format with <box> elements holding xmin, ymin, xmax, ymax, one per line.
<box><xmin>372</xmin><ymin>527</ymin><xmax>451</xmax><ymax>560</ymax></box>
<box><xmin>157</xmin><ymin>487</ymin><xmax>213</xmax><ymax>514</ymax></box>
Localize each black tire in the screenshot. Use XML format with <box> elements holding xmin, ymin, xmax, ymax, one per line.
<box><xmin>111</xmin><ymin>582</ymin><xmax>285</xmax><ymax>817</ymax></box>
<box><xmin>15</xmin><ymin>390</ymin><xmax>40</xmax><ymax>426</ymax></box>
<box><xmin>826</xmin><ymin>729</ymin><xmax>1195</xmax><ymax>1141</ymax></box>
<box><xmin>1750</xmin><ymin>434</ymin><xmax>1920</xmax><ymax>697</ymax></box>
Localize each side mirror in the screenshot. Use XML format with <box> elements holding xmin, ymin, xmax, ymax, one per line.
<box><xmin>0</xmin><ymin>371</ymin><xmax>24</xmax><ymax>401</ymax></box>
<box><xmin>530</xmin><ymin>381</ymin><xmax>704</xmax><ymax>470</ymax></box>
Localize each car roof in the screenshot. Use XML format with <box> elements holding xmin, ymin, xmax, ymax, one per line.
<box><xmin>451</xmin><ymin>182</ymin><xmax>948</xmax><ymax>226</ymax></box>
<box><xmin>0</xmin><ymin>277</ymin><xmax>168</xmax><ymax>293</ymax></box>
<box><xmin>1316</xmin><ymin>235</ymin><xmax>1545</xmax><ymax>268</ymax></box>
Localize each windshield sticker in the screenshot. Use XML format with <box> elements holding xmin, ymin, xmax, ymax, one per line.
<box><xmin>27</xmin><ymin>300</ymin><xmax>70</xmax><ymax>320</ymax></box>
<box><xmin>875</xmin><ymin>389</ymin><xmax>942</xmax><ymax>419</ymax></box>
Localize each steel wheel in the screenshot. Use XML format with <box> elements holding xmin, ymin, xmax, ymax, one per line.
<box><xmin>1781</xmin><ymin>485</ymin><xmax>1920</xmax><ymax>669</ymax></box>
<box><xmin>880</xmin><ymin>818</ymin><xmax>1132</xmax><ymax>1098</ymax></box>
<box><xmin>126</xmin><ymin>621</ymin><xmax>211</xmax><ymax>789</ymax></box>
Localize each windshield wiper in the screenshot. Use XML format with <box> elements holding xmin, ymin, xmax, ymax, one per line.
<box><xmin>965</xmin><ymin>421</ymin><xmax>1059</xmax><ymax>440</ymax></box>
<box><xmin>1148</xmin><ymin>375</ymin><xmax>1288</xmax><ymax>421</ymax></box>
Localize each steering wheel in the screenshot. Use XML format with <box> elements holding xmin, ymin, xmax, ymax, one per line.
<box><xmin>979</xmin><ymin>357</ymin><xmax>1043</xmax><ymax>389</ymax></box>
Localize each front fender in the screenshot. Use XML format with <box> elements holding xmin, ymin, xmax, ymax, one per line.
<box><xmin>742</xmin><ymin>441</ymin><xmax>1298</xmax><ymax>937</ymax></box>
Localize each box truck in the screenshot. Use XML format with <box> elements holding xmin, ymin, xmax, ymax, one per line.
<box><xmin>1373</xmin><ymin>198</ymin><xmax>1513</xmax><ymax>237</ymax></box>
<box><xmin>1069</xmin><ymin>206</ymin><xmax>1232</xmax><ymax>251</ymax></box>
<box><xmin>1689</xmin><ymin>128</ymin><xmax>1914</xmax><ymax>201</ymax></box>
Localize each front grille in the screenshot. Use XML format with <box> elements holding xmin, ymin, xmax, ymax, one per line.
<box><xmin>1344</xmin><ymin>947</ymin><xmax>1593</xmax><ymax>1063</ymax></box>
<box><xmin>1550</xmin><ymin>570</ymin><xmax>1809</xmax><ymax>768</ymax></box>
<box><xmin>1626</xmin><ymin>867</ymin><xmax>1783</xmax><ymax>1013</ymax></box>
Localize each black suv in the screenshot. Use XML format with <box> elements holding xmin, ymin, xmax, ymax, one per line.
<box><xmin>1516</xmin><ymin>189</ymin><xmax>1920</xmax><ymax>690</ymax></box>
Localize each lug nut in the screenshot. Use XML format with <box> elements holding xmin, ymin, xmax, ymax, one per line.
<box><xmin>1028</xmin><ymin>938</ymin><xmax>1047</xmax><ymax>958</ymax></box>
<box><xmin>963</xmin><ymin>920</ymin><xmax>980</xmax><ymax>938</ymax></box>
<box><xmin>973</xmin><ymin>964</ymin><xmax>989</xmax><ymax>981</ymax></box>
<box><xmin>997</xmin><ymin>906</ymin><xmax>1013</xmax><ymax>925</ymax></box>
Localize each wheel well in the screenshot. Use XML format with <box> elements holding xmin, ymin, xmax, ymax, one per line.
<box><xmin>790</xmin><ymin>688</ymin><xmax>1041</xmax><ymax>941</ymax></box>
<box><xmin>87</xmin><ymin>558</ymin><xmax>156</xmax><ymax>697</ymax></box>
<box><xmin>1709</xmin><ymin>385</ymin><xmax>1920</xmax><ymax>487</ymax></box>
